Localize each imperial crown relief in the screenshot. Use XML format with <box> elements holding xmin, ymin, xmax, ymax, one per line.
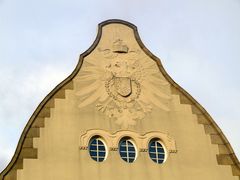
<box><xmin>75</xmin><ymin>36</ymin><xmax>171</xmax><ymax>128</ymax></box>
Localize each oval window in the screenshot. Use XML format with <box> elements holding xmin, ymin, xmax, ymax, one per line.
<box><xmin>148</xmin><ymin>139</ymin><xmax>167</xmax><ymax>164</ymax></box>
<box><xmin>119</xmin><ymin>138</ymin><xmax>137</xmax><ymax>163</ymax></box>
<box><xmin>88</xmin><ymin>137</ymin><xmax>107</xmax><ymax>162</ymax></box>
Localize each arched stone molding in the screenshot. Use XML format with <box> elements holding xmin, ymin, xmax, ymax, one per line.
<box><xmin>79</xmin><ymin>129</ymin><xmax>177</xmax><ymax>153</ymax></box>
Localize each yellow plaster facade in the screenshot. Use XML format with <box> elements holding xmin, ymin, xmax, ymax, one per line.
<box><xmin>1</xmin><ymin>20</ymin><xmax>239</xmax><ymax>180</ymax></box>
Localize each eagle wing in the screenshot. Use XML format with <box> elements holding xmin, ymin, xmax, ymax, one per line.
<box><xmin>138</xmin><ymin>57</ymin><xmax>171</xmax><ymax>111</ymax></box>
<box><xmin>75</xmin><ymin>58</ymin><xmax>109</xmax><ymax>108</ymax></box>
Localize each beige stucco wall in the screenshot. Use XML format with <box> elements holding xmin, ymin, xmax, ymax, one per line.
<box><xmin>15</xmin><ymin>23</ymin><xmax>237</xmax><ymax>180</ymax></box>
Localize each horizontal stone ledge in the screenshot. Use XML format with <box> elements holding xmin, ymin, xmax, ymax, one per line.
<box><xmin>191</xmin><ymin>105</ymin><xmax>202</xmax><ymax>115</ymax></box>
<box><xmin>217</xmin><ymin>154</ymin><xmax>234</xmax><ymax>165</ymax></box>
<box><xmin>45</xmin><ymin>99</ymin><xmax>55</xmax><ymax>108</ymax></box>
<box><xmin>218</xmin><ymin>144</ymin><xmax>235</xmax><ymax>155</ymax></box>
<box><xmin>63</xmin><ymin>81</ymin><xmax>74</xmax><ymax>90</ymax></box>
<box><xmin>12</xmin><ymin>158</ymin><xmax>23</xmax><ymax>170</ymax></box>
<box><xmin>38</xmin><ymin>108</ymin><xmax>51</xmax><ymax>118</ymax></box>
<box><xmin>204</xmin><ymin>125</ymin><xmax>218</xmax><ymax>134</ymax></box>
<box><xmin>32</xmin><ymin>117</ymin><xmax>45</xmax><ymax>128</ymax></box>
<box><xmin>211</xmin><ymin>134</ymin><xmax>225</xmax><ymax>145</ymax></box>
<box><xmin>4</xmin><ymin>170</ymin><xmax>17</xmax><ymax>180</ymax></box>
<box><xmin>26</xmin><ymin>128</ymin><xmax>40</xmax><ymax>138</ymax></box>
<box><xmin>232</xmin><ymin>164</ymin><xmax>240</xmax><ymax>176</ymax></box>
<box><xmin>23</xmin><ymin>138</ymin><xmax>33</xmax><ymax>148</ymax></box>
<box><xmin>53</xmin><ymin>89</ymin><xmax>66</xmax><ymax>99</ymax></box>
<box><xmin>197</xmin><ymin>114</ymin><xmax>210</xmax><ymax>125</ymax></box>
<box><xmin>19</xmin><ymin>148</ymin><xmax>38</xmax><ymax>159</ymax></box>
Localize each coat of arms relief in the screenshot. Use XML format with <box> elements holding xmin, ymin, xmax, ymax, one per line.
<box><xmin>75</xmin><ymin>39</ymin><xmax>171</xmax><ymax>128</ymax></box>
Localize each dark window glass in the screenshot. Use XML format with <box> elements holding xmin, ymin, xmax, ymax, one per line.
<box><xmin>148</xmin><ymin>140</ymin><xmax>166</xmax><ymax>164</ymax></box>
<box><xmin>89</xmin><ymin>137</ymin><xmax>106</xmax><ymax>162</ymax></box>
<box><xmin>119</xmin><ymin>138</ymin><xmax>137</xmax><ymax>163</ymax></box>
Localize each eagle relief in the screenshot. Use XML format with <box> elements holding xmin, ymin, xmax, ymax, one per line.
<box><xmin>75</xmin><ymin>39</ymin><xmax>171</xmax><ymax>128</ymax></box>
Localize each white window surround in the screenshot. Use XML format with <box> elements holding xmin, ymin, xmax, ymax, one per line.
<box><xmin>119</xmin><ymin>138</ymin><xmax>138</xmax><ymax>163</ymax></box>
<box><xmin>88</xmin><ymin>137</ymin><xmax>108</xmax><ymax>162</ymax></box>
<box><xmin>148</xmin><ymin>139</ymin><xmax>167</xmax><ymax>164</ymax></box>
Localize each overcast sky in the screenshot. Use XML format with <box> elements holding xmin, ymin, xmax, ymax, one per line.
<box><xmin>0</xmin><ymin>0</ymin><xmax>240</xmax><ymax>171</ymax></box>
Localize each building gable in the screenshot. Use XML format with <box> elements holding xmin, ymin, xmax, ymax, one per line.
<box><xmin>1</xmin><ymin>19</ymin><xmax>239</xmax><ymax>180</ymax></box>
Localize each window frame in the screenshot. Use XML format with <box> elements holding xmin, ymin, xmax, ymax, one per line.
<box><xmin>118</xmin><ymin>137</ymin><xmax>138</xmax><ymax>163</ymax></box>
<box><xmin>148</xmin><ymin>139</ymin><xmax>167</xmax><ymax>164</ymax></box>
<box><xmin>88</xmin><ymin>136</ymin><xmax>108</xmax><ymax>162</ymax></box>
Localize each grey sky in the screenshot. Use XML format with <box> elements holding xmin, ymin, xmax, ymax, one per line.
<box><xmin>0</xmin><ymin>0</ymin><xmax>240</xmax><ymax>171</ymax></box>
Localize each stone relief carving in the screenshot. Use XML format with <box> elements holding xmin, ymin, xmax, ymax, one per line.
<box><xmin>75</xmin><ymin>39</ymin><xmax>171</xmax><ymax>128</ymax></box>
<box><xmin>98</xmin><ymin>39</ymin><xmax>129</xmax><ymax>59</ymax></box>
